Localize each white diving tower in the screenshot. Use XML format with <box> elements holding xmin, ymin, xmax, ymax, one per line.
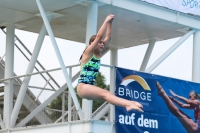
<box><xmin>0</xmin><ymin>0</ymin><xmax>200</xmax><ymax>133</ymax></box>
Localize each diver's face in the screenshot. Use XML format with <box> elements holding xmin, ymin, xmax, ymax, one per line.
<box><xmin>189</xmin><ymin>93</ymin><xmax>196</xmax><ymax>100</ymax></box>
<box><xmin>96</xmin><ymin>40</ymin><xmax>104</xmax><ymax>52</ymax></box>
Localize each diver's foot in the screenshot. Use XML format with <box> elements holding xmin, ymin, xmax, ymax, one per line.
<box><xmin>156</xmin><ymin>81</ymin><xmax>165</xmax><ymax>96</ymax></box>
<box><xmin>126</xmin><ymin>101</ymin><xmax>144</xmax><ymax>112</ymax></box>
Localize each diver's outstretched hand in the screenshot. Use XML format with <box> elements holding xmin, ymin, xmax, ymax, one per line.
<box><xmin>169</xmin><ymin>89</ymin><xmax>177</xmax><ymax>97</ymax></box>
<box><xmin>169</xmin><ymin>96</ymin><xmax>174</xmax><ymax>101</ymax></box>
<box><xmin>105</xmin><ymin>14</ymin><xmax>114</xmax><ymax>23</ymax></box>
<box><xmin>126</xmin><ymin>101</ymin><xmax>144</xmax><ymax>112</ymax></box>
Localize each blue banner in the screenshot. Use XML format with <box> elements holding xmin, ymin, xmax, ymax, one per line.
<box><xmin>115</xmin><ymin>67</ymin><xmax>200</xmax><ymax>133</ymax></box>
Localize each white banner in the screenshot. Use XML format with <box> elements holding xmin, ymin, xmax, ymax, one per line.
<box><xmin>142</xmin><ymin>0</ymin><xmax>200</xmax><ymax>16</ymax></box>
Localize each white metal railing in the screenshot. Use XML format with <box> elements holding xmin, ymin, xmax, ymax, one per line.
<box><xmin>0</xmin><ymin>31</ymin><xmax>116</xmax><ymax>126</ymax></box>
<box><xmin>0</xmin><ymin>62</ymin><xmax>115</xmax><ymax>127</ymax></box>
<box><xmin>0</xmin><ymin>64</ymin><xmax>80</xmax><ymax>83</ymax></box>
<box><xmin>0</xmin><ymin>28</ymin><xmax>115</xmax><ymax>125</ymax></box>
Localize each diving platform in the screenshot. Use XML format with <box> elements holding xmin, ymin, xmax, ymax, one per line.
<box><xmin>0</xmin><ymin>0</ymin><xmax>200</xmax><ymax>133</ymax></box>
<box><xmin>0</xmin><ymin>120</ymin><xmax>115</xmax><ymax>133</ymax></box>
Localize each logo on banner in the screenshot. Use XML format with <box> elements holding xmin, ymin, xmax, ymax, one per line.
<box><xmin>120</xmin><ymin>75</ymin><xmax>151</xmax><ymax>90</ymax></box>
<box><xmin>182</xmin><ymin>0</ymin><xmax>200</xmax><ymax>9</ymax></box>
<box><xmin>118</xmin><ymin>75</ymin><xmax>152</xmax><ymax>106</ymax></box>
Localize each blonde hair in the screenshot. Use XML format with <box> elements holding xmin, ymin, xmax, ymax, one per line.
<box><xmin>190</xmin><ymin>90</ymin><xmax>200</xmax><ymax>99</ymax></box>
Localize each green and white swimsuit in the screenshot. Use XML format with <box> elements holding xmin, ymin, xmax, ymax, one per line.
<box><xmin>78</xmin><ymin>55</ymin><xmax>100</xmax><ymax>85</ymax></box>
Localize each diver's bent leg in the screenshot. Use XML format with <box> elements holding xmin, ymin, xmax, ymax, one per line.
<box><xmin>77</xmin><ymin>83</ymin><xmax>143</xmax><ymax>112</ymax></box>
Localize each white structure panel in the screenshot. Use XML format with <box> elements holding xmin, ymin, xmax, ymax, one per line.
<box><xmin>0</xmin><ymin>7</ymin><xmax>34</xmax><ymax>24</ymax></box>
<box><xmin>110</xmin><ymin>0</ymin><xmax>200</xmax><ymax>29</ymax></box>
<box><xmin>0</xmin><ymin>0</ymin><xmax>76</xmax><ymax>13</ymax></box>
<box><xmin>0</xmin><ymin>0</ymin><xmax>197</xmax><ymax>48</ymax></box>
<box><xmin>0</xmin><ymin>120</ymin><xmax>115</xmax><ymax>133</ymax></box>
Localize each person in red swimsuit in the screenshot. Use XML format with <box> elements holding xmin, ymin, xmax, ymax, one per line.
<box><xmin>156</xmin><ymin>82</ymin><xmax>200</xmax><ymax>133</ymax></box>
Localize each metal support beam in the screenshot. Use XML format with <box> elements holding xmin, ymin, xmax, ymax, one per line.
<box><xmin>82</xmin><ymin>1</ymin><xmax>98</xmax><ymax>120</ymax></box>
<box><xmin>16</xmin><ymin>83</ymin><xmax>68</xmax><ymax>127</ymax></box>
<box><xmin>192</xmin><ymin>30</ymin><xmax>200</xmax><ymax>82</ymax></box>
<box><xmin>4</xmin><ymin>24</ymin><xmax>15</xmax><ymax>129</ymax></box>
<box><xmin>85</xmin><ymin>1</ymin><xmax>98</xmax><ymax>46</ymax></box>
<box><xmin>11</xmin><ymin>20</ymin><xmax>50</xmax><ymax>127</ymax></box>
<box><xmin>62</xmin><ymin>92</ymin><xmax>65</xmax><ymax>122</ymax></box>
<box><xmin>68</xmin><ymin>67</ymin><xmax>72</xmax><ymax>122</ymax></box>
<box><xmin>36</xmin><ymin>0</ymin><xmax>83</xmax><ymax>120</ymax></box>
<box><xmin>110</xmin><ymin>48</ymin><xmax>117</xmax><ymax>122</ymax></box>
<box><xmin>145</xmin><ymin>30</ymin><xmax>195</xmax><ymax>73</ymax></box>
<box><xmin>109</xmin><ymin>67</ymin><xmax>115</xmax><ymax>122</ymax></box>
<box><xmin>1</xmin><ymin>28</ymin><xmax>59</xmax><ymax>91</ymax></box>
<box><xmin>110</xmin><ymin>48</ymin><xmax>118</xmax><ymax>66</ymax></box>
<box><xmin>140</xmin><ymin>39</ymin><xmax>156</xmax><ymax>71</ymax></box>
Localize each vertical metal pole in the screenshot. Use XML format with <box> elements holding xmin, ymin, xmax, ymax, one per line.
<box><xmin>192</xmin><ymin>30</ymin><xmax>200</xmax><ymax>82</ymax></box>
<box><xmin>85</xmin><ymin>1</ymin><xmax>98</xmax><ymax>46</ymax></box>
<box><xmin>140</xmin><ymin>39</ymin><xmax>156</xmax><ymax>71</ymax></box>
<box><xmin>82</xmin><ymin>1</ymin><xmax>98</xmax><ymax>120</ymax></box>
<box><xmin>68</xmin><ymin>67</ymin><xmax>72</xmax><ymax>121</ymax></box>
<box><xmin>109</xmin><ymin>67</ymin><xmax>116</xmax><ymax>122</ymax></box>
<box><xmin>72</xmin><ymin>108</ymin><xmax>76</xmax><ymax>121</ymax></box>
<box><xmin>110</xmin><ymin>48</ymin><xmax>118</xmax><ymax>66</ymax></box>
<box><xmin>145</xmin><ymin>30</ymin><xmax>195</xmax><ymax>73</ymax></box>
<box><xmin>62</xmin><ymin>92</ymin><xmax>65</xmax><ymax>122</ymax></box>
<box><xmin>110</xmin><ymin>48</ymin><xmax>117</xmax><ymax>122</ymax></box>
<box><xmin>11</xmin><ymin>20</ymin><xmax>50</xmax><ymax>127</ymax></box>
<box><xmin>36</xmin><ymin>0</ymin><xmax>83</xmax><ymax>119</ymax></box>
<box><xmin>4</xmin><ymin>24</ymin><xmax>15</xmax><ymax>129</ymax></box>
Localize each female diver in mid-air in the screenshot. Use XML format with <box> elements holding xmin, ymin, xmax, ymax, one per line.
<box><xmin>156</xmin><ymin>82</ymin><xmax>200</xmax><ymax>133</ymax></box>
<box><xmin>77</xmin><ymin>14</ymin><xmax>143</xmax><ymax>112</ymax></box>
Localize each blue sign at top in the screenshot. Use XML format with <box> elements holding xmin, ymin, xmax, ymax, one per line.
<box><xmin>115</xmin><ymin>67</ymin><xmax>200</xmax><ymax>133</ymax></box>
